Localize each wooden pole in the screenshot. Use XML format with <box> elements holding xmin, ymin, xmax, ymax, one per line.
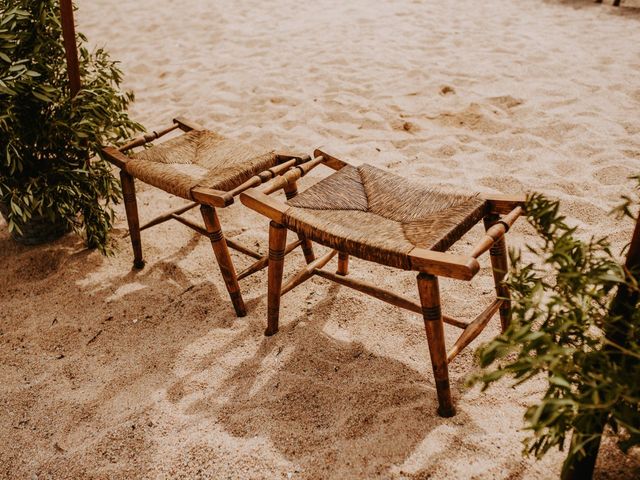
<box><xmin>283</xmin><ymin>181</ymin><xmax>315</xmax><ymax>263</ymax></box>
<box><xmin>200</xmin><ymin>205</ymin><xmax>246</xmax><ymax>318</ymax></box>
<box><xmin>624</xmin><ymin>213</ymin><xmax>640</xmax><ymax>271</ymax></box>
<box><xmin>417</xmin><ymin>273</ymin><xmax>455</xmax><ymax>417</ymax></box>
<box><xmin>60</xmin><ymin>0</ymin><xmax>89</xmax><ymax>171</ymax></box>
<box><xmin>60</xmin><ymin>0</ymin><xmax>82</xmax><ymax>97</ymax></box>
<box><xmin>337</xmin><ymin>252</ymin><xmax>349</xmax><ymax>276</ymax></box>
<box><xmin>266</xmin><ymin>222</ymin><xmax>287</xmax><ymax>336</ymax></box>
<box><xmin>120</xmin><ymin>171</ymin><xmax>144</xmax><ymax>269</ymax></box>
<box><xmin>483</xmin><ymin>213</ymin><xmax>513</xmax><ymax>332</ymax></box>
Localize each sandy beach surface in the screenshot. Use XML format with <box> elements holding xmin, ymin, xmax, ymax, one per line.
<box><xmin>2</xmin><ymin>0</ymin><xmax>640</xmax><ymax>478</ymax></box>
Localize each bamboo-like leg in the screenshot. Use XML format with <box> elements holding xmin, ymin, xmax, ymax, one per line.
<box><xmin>283</xmin><ymin>182</ymin><xmax>315</xmax><ymax>263</ymax></box>
<box><xmin>417</xmin><ymin>273</ymin><xmax>455</xmax><ymax>417</ymax></box>
<box><xmin>200</xmin><ymin>205</ymin><xmax>246</xmax><ymax>317</ymax></box>
<box><xmin>299</xmin><ymin>235</ymin><xmax>316</xmax><ymax>264</ymax></box>
<box><xmin>267</xmin><ymin>221</ymin><xmax>287</xmax><ymax>336</ymax></box>
<box><xmin>119</xmin><ymin>170</ymin><xmax>145</xmax><ymax>269</ymax></box>
<box><xmin>336</xmin><ymin>252</ymin><xmax>349</xmax><ymax>276</ymax></box>
<box><xmin>484</xmin><ymin>214</ymin><xmax>511</xmax><ymax>332</ymax></box>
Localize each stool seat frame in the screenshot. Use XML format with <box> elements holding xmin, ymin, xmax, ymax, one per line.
<box><xmin>240</xmin><ymin>150</ymin><xmax>524</xmax><ymax>416</ymax></box>
<box><xmin>102</xmin><ymin>117</ymin><xmax>315</xmax><ymax>317</ymax></box>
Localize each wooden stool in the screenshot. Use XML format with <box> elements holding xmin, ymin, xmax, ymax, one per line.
<box><xmin>240</xmin><ymin>150</ymin><xmax>524</xmax><ymax>417</ymax></box>
<box><xmin>102</xmin><ymin>117</ymin><xmax>314</xmax><ymax>317</ymax></box>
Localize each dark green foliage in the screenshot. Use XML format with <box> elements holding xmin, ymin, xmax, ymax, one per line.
<box><xmin>473</xmin><ymin>179</ymin><xmax>640</xmax><ymax>475</ymax></box>
<box><xmin>0</xmin><ymin>1</ymin><xmax>141</xmax><ymax>252</ymax></box>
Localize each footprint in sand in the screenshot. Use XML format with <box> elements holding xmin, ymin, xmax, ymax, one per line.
<box><xmin>434</xmin><ymin>144</ymin><xmax>457</xmax><ymax>158</ymax></box>
<box><xmin>594</xmin><ymin>165</ymin><xmax>636</xmax><ymax>186</ymax></box>
<box><xmin>130</xmin><ymin>62</ymin><xmax>152</xmax><ymax>75</ymax></box>
<box><xmin>622</xmin><ymin>149</ymin><xmax>640</xmax><ymax>160</ymax></box>
<box><xmin>623</xmin><ymin>122</ymin><xmax>640</xmax><ymax>135</ymax></box>
<box><xmin>391</xmin><ymin>120</ymin><xmax>420</xmax><ymax>133</ymax></box>
<box><xmin>439</xmin><ymin>85</ymin><xmax>456</xmax><ymax>96</ymax></box>
<box><xmin>487</xmin><ymin>95</ymin><xmax>524</xmax><ymax>110</ymax></box>
<box><xmin>629</xmin><ymin>89</ymin><xmax>640</xmax><ymax>103</ymax></box>
<box><xmin>563</xmin><ymin>200</ymin><xmax>609</xmax><ymax>226</ymax></box>
<box><xmin>479</xmin><ymin>175</ymin><xmax>528</xmax><ymax>194</ymax></box>
<box><xmin>431</xmin><ymin>103</ymin><xmax>508</xmax><ymax>135</ymax></box>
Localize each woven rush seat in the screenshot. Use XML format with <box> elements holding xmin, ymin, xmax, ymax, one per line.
<box><xmin>125</xmin><ymin>129</ymin><xmax>278</xmax><ymax>200</ymax></box>
<box><xmin>239</xmin><ymin>150</ymin><xmax>525</xmax><ymax>417</ymax></box>
<box><xmin>283</xmin><ymin>164</ymin><xmax>489</xmax><ymax>270</ymax></box>
<box><xmin>102</xmin><ymin>117</ymin><xmax>315</xmax><ymax>318</ymax></box>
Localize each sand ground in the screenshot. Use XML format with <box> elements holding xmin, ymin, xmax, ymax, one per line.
<box><xmin>2</xmin><ymin>0</ymin><xmax>640</xmax><ymax>478</ymax></box>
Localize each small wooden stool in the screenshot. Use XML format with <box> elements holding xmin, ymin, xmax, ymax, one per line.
<box><xmin>102</xmin><ymin>117</ymin><xmax>315</xmax><ymax>317</ymax></box>
<box><xmin>240</xmin><ymin>150</ymin><xmax>524</xmax><ymax>416</ymax></box>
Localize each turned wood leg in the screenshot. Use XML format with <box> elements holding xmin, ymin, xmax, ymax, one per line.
<box><xmin>484</xmin><ymin>214</ymin><xmax>511</xmax><ymax>333</ymax></box>
<box><xmin>298</xmin><ymin>235</ymin><xmax>315</xmax><ymax>264</ymax></box>
<box><xmin>283</xmin><ymin>182</ymin><xmax>315</xmax><ymax>263</ymax></box>
<box><xmin>417</xmin><ymin>273</ymin><xmax>455</xmax><ymax>417</ymax></box>
<box><xmin>267</xmin><ymin>221</ymin><xmax>287</xmax><ymax>336</ymax></box>
<box><xmin>337</xmin><ymin>252</ymin><xmax>349</xmax><ymax>276</ymax></box>
<box><xmin>119</xmin><ymin>170</ymin><xmax>145</xmax><ymax>269</ymax></box>
<box><xmin>200</xmin><ymin>205</ymin><xmax>246</xmax><ymax>317</ymax></box>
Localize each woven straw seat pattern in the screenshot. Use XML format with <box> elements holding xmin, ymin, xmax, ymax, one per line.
<box><xmin>284</xmin><ymin>164</ymin><xmax>488</xmax><ymax>269</ymax></box>
<box><xmin>125</xmin><ymin>130</ymin><xmax>278</xmax><ymax>200</ymax></box>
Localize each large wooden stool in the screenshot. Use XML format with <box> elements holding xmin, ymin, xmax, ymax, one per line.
<box><xmin>240</xmin><ymin>150</ymin><xmax>524</xmax><ymax>416</ymax></box>
<box><xmin>102</xmin><ymin>117</ymin><xmax>314</xmax><ymax>317</ymax></box>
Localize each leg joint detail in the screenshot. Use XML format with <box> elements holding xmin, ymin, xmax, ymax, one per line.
<box><xmin>208</xmin><ymin>230</ymin><xmax>224</xmax><ymax>242</ymax></box>
<box><xmin>489</xmin><ymin>240</ymin><xmax>506</xmax><ymax>256</ymax></box>
<box><xmin>422</xmin><ymin>305</ymin><xmax>442</xmax><ymax>320</ymax></box>
<box><xmin>269</xmin><ymin>249</ymin><xmax>286</xmax><ymax>261</ymax></box>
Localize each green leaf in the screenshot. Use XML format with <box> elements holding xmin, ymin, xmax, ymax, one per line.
<box><xmin>473</xmin><ymin>189</ymin><xmax>640</xmax><ymax>468</ymax></box>
<box><xmin>32</xmin><ymin>90</ymin><xmax>52</xmax><ymax>102</ymax></box>
<box><xmin>549</xmin><ymin>376</ymin><xmax>571</xmax><ymax>389</ymax></box>
<box><xmin>0</xmin><ymin>0</ymin><xmax>141</xmax><ymax>252</ymax></box>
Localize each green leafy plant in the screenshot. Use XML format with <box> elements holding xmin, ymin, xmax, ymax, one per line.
<box><xmin>0</xmin><ymin>0</ymin><xmax>141</xmax><ymax>252</ymax></box>
<box><xmin>474</xmin><ymin>178</ymin><xmax>640</xmax><ymax>479</ymax></box>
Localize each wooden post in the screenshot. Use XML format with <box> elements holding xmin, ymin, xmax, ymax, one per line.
<box><xmin>484</xmin><ymin>213</ymin><xmax>511</xmax><ymax>332</ymax></box>
<box><xmin>267</xmin><ymin>221</ymin><xmax>287</xmax><ymax>336</ymax></box>
<box><xmin>283</xmin><ymin>182</ymin><xmax>315</xmax><ymax>263</ymax></box>
<box><xmin>417</xmin><ymin>273</ymin><xmax>455</xmax><ymax>417</ymax></box>
<box><xmin>119</xmin><ymin>170</ymin><xmax>144</xmax><ymax>269</ymax></box>
<box><xmin>60</xmin><ymin>0</ymin><xmax>81</xmax><ymax>97</ymax></box>
<box><xmin>200</xmin><ymin>205</ymin><xmax>246</xmax><ymax>317</ymax></box>
<box><xmin>337</xmin><ymin>252</ymin><xmax>349</xmax><ymax>276</ymax></box>
<box><xmin>624</xmin><ymin>212</ymin><xmax>640</xmax><ymax>282</ymax></box>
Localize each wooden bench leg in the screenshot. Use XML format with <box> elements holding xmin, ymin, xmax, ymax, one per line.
<box><xmin>200</xmin><ymin>205</ymin><xmax>246</xmax><ymax>317</ymax></box>
<box><xmin>119</xmin><ymin>170</ymin><xmax>145</xmax><ymax>269</ymax></box>
<box><xmin>299</xmin><ymin>236</ymin><xmax>316</xmax><ymax>264</ymax></box>
<box><xmin>484</xmin><ymin>214</ymin><xmax>511</xmax><ymax>333</ymax></box>
<box><xmin>284</xmin><ymin>182</ymin><xmax>315</xmax><ymax>263</ymax></box>
<box><xmin>337</xmin><ymin>252</ymin><xmax>349</xmax><ymax>276</ymax></box>
<box><xmin>267</xmin><ymin>221</ymin><xmax>287</xmax><ymax>336</ymax></box>
<box><xmin>417</xmin><ymin>273</ymin><xmax>455</xmax><ymax>417</ymax></box>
